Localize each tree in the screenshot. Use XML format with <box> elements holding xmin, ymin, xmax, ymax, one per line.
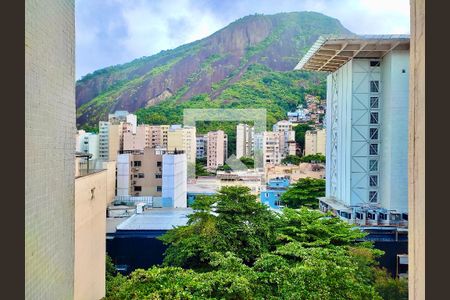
<box><xmin>300</xmin><ymin>153</ymin><xmax>326</xmax><ymax>163</ymax></box>
<box><xmin>373</xmin><ymin>268</ymin><xmax>408</xmax><ymax>300</ymax></box>
<box><xmin>239</xmin><ymin>156</ymin><xmax>254</xmax><ymax>169</ymax></box>
<box><xmin>159</xmin><ymin>186</ymin><xmax>277</xmax><ymax>268</ymax></box>
<box><xmin>281</xmin><ymin>154</ymin><xmax>301</xmax><ymax>165</ymax></box>
<box><xmin>294</xmin><ymin>123</ymin><xmax>312</xmax><ymax>150</ymax></box>
<box><xmin>106</xmin><ymin>203</ymin><xmax>385</xmax><ymax>299</ymax></box>
<box><xmin>280</xmin><ymin>177</ymin><xmax>325</xmax><ymax>209</ymax></box>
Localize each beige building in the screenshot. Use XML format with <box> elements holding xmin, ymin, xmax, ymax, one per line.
<box><xmin>123</xmin><ymin>124</ymin><xmax>169</xmax><ymax>151</ymax></box>
<box><xmin>167</xmin><ymin>125</ymin><xmax>196</xmax><ymax>164</ymax></box>
<box><xmin>74</xmin><ymin>157</ymin><xmax>115</xmax><ymax>300</ymax></box>
<box><xmin>236</xmin><ymin>123</ymin><xmax>254</xmax><ymax>159</ymax></box>
<box><xmin>207</xmin><ymin>130</ymin><xmax>227</xmax><ymax>170</ymax></box>
<box><xmin>304</xmin><ymin>129</ymin><xmax>326</xmax><ymax>156</ymax></box>
<box><xmin>99</xmin><ymin>121</ymin><xmax>133</xmax><ymax>161</ymax></box>
<box><xmin>262</xmin><ymin>131</ymin><xmax>282</xmax><ymax>167</ymax></box>
<box><xmin>117</xmin><ymin>148</ymin><xmax>164</xmax><ymax>197</ymax></box>
<box><xmin>272</xmin><ymin>120</ymin><xmax>295</xmax><ymax>157</ymax></box>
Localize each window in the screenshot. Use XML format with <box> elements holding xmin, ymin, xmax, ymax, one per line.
<box><xmin>155</xmin><ymin>174</ymin><xmax>162</xmax><ymax>179</ymax></box>
<box><xmin>370</xmin><ymin>60</ymin><xmax>380</xmax><ymax>67</ymax></box>
<box><xmin>370</xmin><ymin>80</ymin><xmax>379</xmax><ymax>93</ymax></box>
<box><xmin>156</xmin><ymin>161</ymin><xmax>162</xmax><ymax>167</ymax></box>
<box><xmin>369</xmin><ymin>144</ymin><xmax>378</xmax><ymax>155</ymax></box>
<box><xmin>370</xmin><ymin>112</ymin><xmax>379</xmax><ymax>124</ymax></box>
<box><xmin>156</xmin><ymin>186</ymin><xmax>162</xmax><ymax>192</ymax></box>
<box><xmin>138</xmin><ymin>173</ymin><xmax>144</xmax><ymax>178</ymax></box>
<box><xmin>369</xmin><ymin>159</ymin><xmax>378</xmax><ymax>171</ymax></box>
<box><xmin>369</xmin><ymin>191</ymin><xmax>378</xmax><ymax>202</ymax></box>
<box><xmin>370</xmin><ymin>128</ymin><xmax>379</xmax><ymax>140</ymax></box>
<box><xmin>134</xmin><ymin>174</ymin><xmax>138</xmax><ymax>178</ymax></box>
<box><xmin>367</xmin><ymin>212</ymin><xmax>375</xmax><ymax>220</ymax></box>
<box><xmin>369</xmin><ymin>175</ymin><xmax>378</xmax><ymax>187</ymax></box>
<box><xmin>379</xmin><ymin>213</ymin><xmax>387</xmax><ymax>220</ymax></box>
<box><xmin>134</xmin><ymin>186</ymin><xmax>142</xmax><ymax>192</ymax></box>
<box><xmin>356</xmin><ymin>212</ymin><xmax>363</xmax><ymax>219</ymax></box>
<box><xmin>134</xmin><ymin>161</ymin><xmax>141</xmax><ymax>167</ymax></box>
<box><xmin>370</xmin><ymin>96</ymin><xmax>379</xmax><ymax>108</ymax></box>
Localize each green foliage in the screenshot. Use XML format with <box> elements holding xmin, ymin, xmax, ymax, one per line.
<box><xmin>280</xmin><ymin>177</ymin><xmax>325</xmax><ymax>209</ymax></box>
<box><xmin>281</xmin><ymin>154</ymin><xmax>301</xmax><ymax>165</ymax></box>
<box><xmin>294</xmin><ymin>123</ymin><xmax>313</xmax><ymax>150</ymax></box>
<box><xmin>195</xmin><ymin>162</ymin><xmax>211</xmax><ymax>177</ymax></box>
<box><xmin>239</xmin><ymin>156</ymin><xmax>254</xmax><ymax>169</ymax></box>
<box><xmin>106</xmin><ymin>187</ymin><xmax>388</xmax><ymax>299</ymax></box>
<box><xmin>374</xmin><ymin>268</ymin><xmax>408</xmax><ymax>300</ymax></box>
<box><xmin>159</xmin><ymin>186</ymin><xmax>277</xmax><ymax>268</ymax></box>
<box><xmin>300</xmin><ymin>153</ymin><xmax>326</xmax><ymax>163</ymax></box>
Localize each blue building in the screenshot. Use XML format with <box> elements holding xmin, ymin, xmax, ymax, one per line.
<box><xmin>260</xmin><ymin>178</ymin><xmax>290</xmax><ymax>209</ymax></box>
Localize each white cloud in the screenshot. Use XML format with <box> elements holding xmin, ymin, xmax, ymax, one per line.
<box><xmin>116</xmin><ymin>0</ymin><xmax>223</xmax><ymax>58</ymax></box>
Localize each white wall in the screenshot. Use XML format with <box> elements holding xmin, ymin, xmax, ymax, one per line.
<box><xmin>116</xmin><ymin>154</ymin><xmax>130</xmax><ymax>196</ymax></box>
<box><xmin>380</xmin><ymin>50</ymin><xmax>409</xmax><ymax>213</ymax></box>
<box><xmin>326</xmin><ymin>60</ymin><xmax>352</xmax><ymax>206</ymax></box>
<box><xmin>162</xmin><ymin>153</ymin><xmax>187</xmax><ymax>208</ymax></box>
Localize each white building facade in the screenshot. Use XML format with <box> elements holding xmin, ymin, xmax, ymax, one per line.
<box><xmin>296</xmin><ymin>35</ymin><xmax>410</xmax><ymax>225</ymax></box>
<box><xmin>236</xmin><ymin>123</ymin><xmax>254</xmax><ymax>159</ymax></box>
<box><xmin>162</xmin><ymin>152</ymin><xmax>187</xmax><ymax>208</ymax></box>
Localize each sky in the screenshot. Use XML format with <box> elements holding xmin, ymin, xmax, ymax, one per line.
<box><xmin>76</xmin><ymin>0</ymin><xmax>410</xmax><ymax>79</ymax></box>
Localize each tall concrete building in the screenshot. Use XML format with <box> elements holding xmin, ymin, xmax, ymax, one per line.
<box><xmin>262</xmin><ymin>131</ymin><xmax>282</xmax><ymax>167</ymax></box>
<box><xmin>78</xmin><ymin>132</ymin><xmax>100</xmax><ymax>160</ymax></box>
<box><xmin>196</xmin><ymin>135</ymin><xmax>208</xmax><ymax>159</ymax></box>
<box><xmin>25</xmin><ymin>0</ymin><xmax>76</xmax><ymax>298</ymax></box>
<box><xmin>123</xmin><ymin>124</ymin><xmax>169</xmax><ymax>151</ymax></box>
<box><xmin>236</xmin><ymin>123</ymin><xmax>254</xmax><ymax>159</ymax></box>
<box><xmin>296</xmin><ymin>35</ymin><xmax>410</xmax><ymax>225</ymax></box>
<box><xmin>167</xmin><ymin>125</ymin><xmax>196</xmax><ymax>164</ymax></box>
<box><xmin>304</xmin><ymin>129</ymin><xmax>326</xmax><ymax>156</ymax></box>
<box><xmin>207</xmin><ymin>130</ymin><xmax>227</xmax><ymax>170</ymax></box>
<box><xmin>272</xmin><ymin>120</ymin><xmax>295</xmax><ymax>158</ymax></box>
<box><xmin>162</xmin><ymin>151</ymin><xmax>188</xmax><ymax>208</ymax></box>
<box><xmin>108</xmin><ymin>111</ymin><xmax>137</xmax><ymax>134</ymax></box>
<box><xmin>116</xmin><ymin>148</ymin><xmax>164</xmax><ymax>197</ymax></box>
<box><xmin>99</xmin><ymin>121</ymin><xmax>133</xmax><ymax>161</ymax></box>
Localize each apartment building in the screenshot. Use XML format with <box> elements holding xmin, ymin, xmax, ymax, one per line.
<box><xmin>236</xmin><ymin>123</ymin><xmax>254</xmax><ymax>159</ymax></box>
<box><xmin>78</xmin><ymin>131</ymin><xmax>100</xmax><ymax>160</ymax></box>
<box><xmin>207</xmin><ymin>130</ymin><xmax>227</xmax><ymax>170</ymax></box>
<box><xmin>99</xmin><ymin>121</ymin><xmax>134</xmax><ymax>161</ymax></box>
<box><xmin>167</xmin><ymin>125</ymin><xmax>196</xmax><ymax>164</ymax></box>
<box><xmin>272</xmin><ymin>120</ymin><xmax>295</xmax><ymax>158</ymax></box>
<box><xmin>304</xmin><ymin>129</ymin><xmax>326</xmax><ymax>156</ymax></box>
<box><xmin>262</xmin><ymin>131</ymin><xmax>282</xmax><ymax>167</ymax></box>
<box><xmin>196</xmin><ymin>135</ymin><xmax>208</xmax><ymax>159</ymax></box>
<box><xmin>108</xmin><ymin>111</ymin><xmax>137</xmax><ymax>133</ymax></box>
<box><xmin>116</xmin><ymin>148</ymin><xmax>164</xmax><ymax>197</ymax></box>
<box><xmin>296</xmin><ymin>35</ymin><xmax>410</xmax><ymax>225</ymax></box>
<box><xmin>162</xmin><ymin>151</ymin><xmax>188</xmax><ymax>208</ymax></box>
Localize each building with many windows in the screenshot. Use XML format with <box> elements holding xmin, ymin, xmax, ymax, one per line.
<box><xmin>116</xmin><ymin>148</ymin><xmax>164</xmax><ymax>197</ymax></box>
<box><xmin>167</xmin><ymin>125</ymin><xmax>196</xmax><ymax>164</ymax></box>
<box><xmin>196</xmin><ymin>135</ymin><xmax>208</xmax><ymax>159</ymax></box>
<box><xmin>207</xmin><ymin>130</ymin><xmax>228</xmax><ymax>170</ymax></box>
<box><xmin>236</xmin><ymin>123</ymin><xmax>254</xmax><ymax>159</ymax></box>
<box><xmin>296</xmin><ymin>35</ymin><xmax>410</xmax><ymax>225</ymax></box>
<box><xmin>304</xmin><ymin>128</ymin><xmax>326</xmax><ymax>156</ymax></box>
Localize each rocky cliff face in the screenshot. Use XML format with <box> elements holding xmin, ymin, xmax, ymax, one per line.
<box><xmin>76</xmin><ymin>12</ymin><xmax>351</xmax><ymax>127</ymax></box>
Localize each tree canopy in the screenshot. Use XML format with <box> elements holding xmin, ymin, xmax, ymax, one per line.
<box><xmin>104</xmin><ymin>186</ymin><xmax>405</xmax><ymax>300</ymax></box>
<box><xmin>280</xmin><ymin>177</ymin><xmax>325</xmax><ymax>209</ymax></box>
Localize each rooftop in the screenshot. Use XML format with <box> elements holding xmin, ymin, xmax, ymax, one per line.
<box><xmin>295</xmin><ymin>34</ymin><xmax>410</xmax><ymax>72</ymax></box>
<box><xmin>116</xmin><ymin>208</ymin><xmax>193</xmax><ymax>231</ymax></box>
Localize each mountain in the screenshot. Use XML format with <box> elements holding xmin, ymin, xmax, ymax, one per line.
<box><xmin>76</xmin><ymin>12</ymin><xmax>351</xmax><ymax>128</ymax></box>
